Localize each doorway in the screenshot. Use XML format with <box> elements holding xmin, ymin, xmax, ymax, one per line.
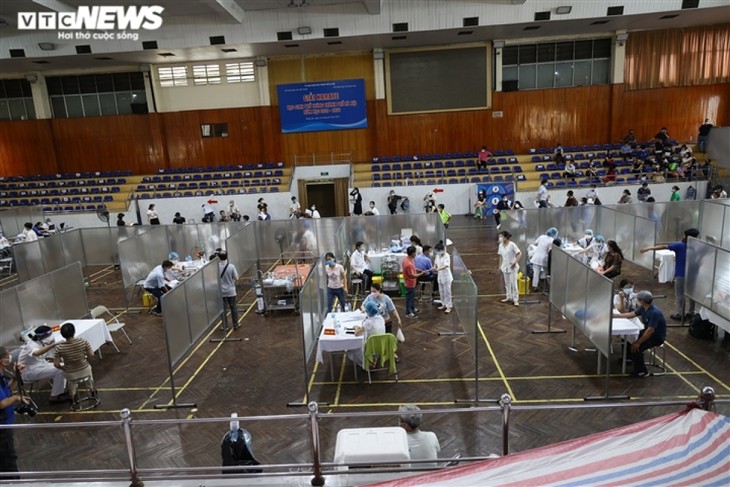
<box><xmin>306</xmin><ymin>182</ymin><xmax>336</xmax><ymax>217</ymax></box>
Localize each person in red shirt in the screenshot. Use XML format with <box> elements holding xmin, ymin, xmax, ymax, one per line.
<box><xmin>402</xmin><ymin>246</ymin><xmax>419</xmax><ymax>318</ymax></box>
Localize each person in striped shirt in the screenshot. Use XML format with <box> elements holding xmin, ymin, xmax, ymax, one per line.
<box><xmin>53</xmin><ymin>323</ymin><xmax>95</xmax><ymax>399</ymax></box>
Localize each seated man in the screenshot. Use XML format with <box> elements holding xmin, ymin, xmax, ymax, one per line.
<box><xmin>350</xmin><ymin>241</ymin><xmax>373</xmax><ymax>294</ymax></box>
<box><xmin>144</xmin><ymin>259</ymin><xmax>174</xmax><ymax>315</ymax></box>
<box><xmin>398</xmin><ymin>404</ymin><xmax>441</xmax><ymax>468</ymax></box>
<box><xmin>415</xmin><ymin>245</ymin><xmax>439</xmax><ymax>297</ymax></box>
<box><xmin>562</xmin><ymin>160</ymin><xmax>577</xmax><ymax>180</ymax></box>
<box><xmin>613</xmin><ymin>291</ymin><xmax>666</xmax><ymax>377</ymax></box>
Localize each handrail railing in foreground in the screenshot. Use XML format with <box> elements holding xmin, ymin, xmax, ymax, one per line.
<box><xmin>0</xmin><ymin>388</ymin><xmax>723</xmax><ymax>485</ymax></box>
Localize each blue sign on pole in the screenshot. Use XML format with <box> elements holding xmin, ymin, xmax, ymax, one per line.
<box><xmin>277</xmin><ymin>79</ymin><xmax>367</xmax><ymax>134</ymax></box>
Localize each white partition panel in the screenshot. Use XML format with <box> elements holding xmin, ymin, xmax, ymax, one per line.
<box><xmin>200</xmin><ymin>261</ymin><xmax>223</xmax><ymax>339</ymax></box>
<box><xmin>162</xmin><ymin>284</ymin><xmax>192</xmax><ymax>366</ymax></box>
<box><xmin>61</xmin><ymin>230</ymin><xmax>85</xmax><ymax>267</ymax></box>
<box><xmin>685</xmin><ymin>238</ymin><xmax>730</xmax><ymax>321</ymax></box>
<box><xmin>0</xmin><ymin>291</ymin><xmax>23</xmax><ymax>348</ymax></box>
<box><xmin>81</xmin><ymin>227</ymin><xmax>116</xmax><ymax>265</ymax></box>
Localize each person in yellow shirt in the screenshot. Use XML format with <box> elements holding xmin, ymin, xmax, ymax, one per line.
<box><xmin>437</xmin><ymin>204</ymin><xmax>451</xmax><ymax>230</ymax></box>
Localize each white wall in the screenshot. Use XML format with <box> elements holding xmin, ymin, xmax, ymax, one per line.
<box><xmin>49</xmin><ymin>180</ymin><xmax>709</xmax><ymax>229</ymax></box>
<box><xmin>291</xmin><ymin>164</ymin><xmax>351</xmax><ymax>200</ymax></box>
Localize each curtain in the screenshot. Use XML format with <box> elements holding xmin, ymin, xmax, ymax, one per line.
<box><xmin>624</xmin><ymin>24</ymin><xmax>730</xmax><ymax>90</ymax></box>
<box><xmin>333</xmin><ymin>177</ymin><xmax>350</xmax><ymax>217</ymax></box>
<box><xmin>297</xmin><ymin>179</ymin><xmax>308</xmax><ymax>211</ymax></box>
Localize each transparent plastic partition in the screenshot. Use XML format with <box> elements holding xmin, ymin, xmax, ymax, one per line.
<box><xmin>13</xmin><ymin>240</ymin><xmax>44</xmax><ymax>282</ymax></box>
<box><xmin>200</xmin><ymin>260</ymin><xmax>223</xmax><ymax>340</ymax></box>
<box><xmin>161</xmin><ymin>277</ymin><xmax>193</xmax><ymax>366</ymax></box>
<box><xmin>614</xmin><ymin>210</ymin><xmax>635</xmax><ymax>265</ymax></box>
<box><xmin>14</xmin><ymin>272</ymin><xmax>52</xmax><ymax>325</ymax></box>
<box><xmin>595</xmin><ymin>205</ymin><xmax>617</xmax><ymax>244</ymax></box>
<box><xmin>451</xmin><ymin>249</ymin><xmax>478</xmax><ymax>359</ymax></box>
<box><xmin>61</xmin><ymin>229</ymin><xmax>85</xmax><ymax>268</ymax></box>
<box><xmin>139</xmin><ymin>226</ymin><xmax>171</xmax><ymax>275</ymax></box>
<box><xmin>51</xmin><ymin>261</ymin><xmax>89</xmax><ymax>321</ymax></box>
<box><xmin>632</xmin><ymin>214</ymin><xmax>657</xmax><ymax>270</ymax></box>
<box><xmin>224</xmin><ymin>224</ymin><xmax>258</xmax><ymax>278</ymax></box>
<box><xmin>700</xmin><ymin>200</ymin><xmax>730</xmax><ymax>249</ymax></box>
<box><xmin>80</xmin><ymin>227</ymin><xmax>116</xmax><ymax>265</ymax></box>
<box><xmin>0</xmin><ymin>205</ymin><xmax>44</xmax><ymax>236</ymax></box>
<box><xmin>118</xmin><ymin>235</ymin><xmax>147</xmax><ymax>289</ymax></box>
<box><xmin>332</xmin><ymin>218</ymin><xmax>350</xmax><ymax>262</ymax></box>
<box><xmin>661</xmin><ymin>200</ymin><xmax>702</xmax><ymax>243</ymax></box>
<box><xmin>563</xmin><ymin>256</ymin><xmax>588</xmax><ymax>329</ymax></box>
<box><xmin>584</xmin><ymin>269</ymin><xmax>613</xmax><ymax>357</ymax></box>
<box><xmin>686</xmin><ymin>238</ymin><xmax>730</xmax><ymax>321</ymax></box>
<box><xmin>167</xmin><ymin>223</ymin><xmax>202</xmax><ymax>261</ymax></box>
<box><xmin>300</xmin><ymin>257</ymin><xmax>325</xmax><ymax>362</ymax></box>
<box><xmin>549</xmin><ymin>248</ymin><xmax>569</xmax><ymax>314</ymax></box>
<box><xmin>348</xmin><ymin>215</ymin><xmax>380</xmax><ymax>252</ymax></box>
<box><xmin>316</xmin><ymin>217</ymin><xmax>346</xmax><ymax>260</ymax></box>
<box><xmin>255</xmin><ymin>219</ymin><xmax>318</xmax><ymax>260</ymax></box>
<box><xmin>196</xmin><ymin>222</ymin><xmax>235</xmax><ymax>256</ymax></box>
<box><xmin>39</xmin><ymin>234</ymin><xmax>66</xmax><ymax>272</ymax></box>
<box><xmin>0</xmin><ymin>290</ymin><xmax>22</xmax><ymax>348</ymax></box>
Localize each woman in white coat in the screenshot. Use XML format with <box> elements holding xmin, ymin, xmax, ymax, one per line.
<box><xmin>498</xmin><ymin>231</ymin><xmax>522</xmax><ymax>306</ymax></box>
<box><xmin>18</xmin><ymin>325</ymin><xmax>67</xmax><ymax>403</ymax></box>
<box><xmin>530</xmin><ymin>227</ymin><xmax>558</xmax><ymax>290</ymax></box>
<box><xmin>433</xmin><ymin>241</ymin><xmax>453</xmax><ymax>313</ymax></box>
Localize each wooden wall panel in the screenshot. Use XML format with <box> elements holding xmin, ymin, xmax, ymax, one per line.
<box><xmin>0</xmin><ymin>120</ymin><xmax>57</xmax><ymax>176</ymax></box>
<box><xmin>0</xmin><ymin>82</ymin><xmax>728</xmax><ymax>177</ymax></box>
<box><xmin>609</xmin><ymin>83</ymin><xmax>730</xmax><ymax>144</ymax></box>
<box><xmin>49</xmin><ymin>114</ymin><xmax>164</xmax><ymax>174</ymax></box>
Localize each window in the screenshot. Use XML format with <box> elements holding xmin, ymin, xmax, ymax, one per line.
<box><xmin>47</xmin><ymin>72</ymin><xmax>145</xmax><ymax>118</ymax></box>
<box><xmin>192</xmin><ymin>63</ymin><xmax>221</xmax><ymax>85</ymax></box>
<box><xmin>158</xmin><ymin>66</ymin><xmax>188</xmax><ymax>87</ymax></box>
<box><xmin>201</xmin><ymin>123</ymin><xmax>228</xmax><ymax>138</ymax></box>
<box><xmin>0</xmin><ymin>79</ymin><xmax>35</xmax><ymax>121</ymax></box>
<box><xmin>502</xmin><ymin>38</ymin><xmax>611</xmax><ymax>90</ymax></box>
<box><xmin>225</xmin><ymin>62</ymin><xmax>255</xmax><ymax>83</ymax></box>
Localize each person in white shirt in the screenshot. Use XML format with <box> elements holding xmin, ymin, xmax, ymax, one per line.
<box><xmin>536</xmin><ymin>180</ymin><xmax>549</xmax><ymax>208</ymax></box>
<box><xmin>350</xmin><ymin>241</ymin><xmax>373</xmax><ymax>293</ymax></box>
<box><xmin>355</xmin><ymin>301</ymin><xmax>386</xmax><ymax>341</ymax></box>
<box><xmin>366</xmin><ymin>201</ymin><xmax>380</xmax><ymax>216</ymax></box>
<box><xmin>310</xmin><ymin>205</ymin><xmax>321</xmax><ymax>219</ymax></box>
<box><xmin>228</xmin><ymin>200</ymin><xmax>241</xmax><ymax>221</ymax></box>
<box><xmin>614</xmin><ymin>279</ymin><xmax>637</xmax><ymax>313</ymax></box>
<box><xmin>398</xmin><ymin>404</ymin><xmax>441</xmax><ymax>468</ymax></box>
<box><xmin>289</xmin><ymin>196</ymin><xmax>301</xmax><ymax>219</ymax></box>
<box><xmin>18</xmin><ymin>325</ymin><xmax>67</xmax><ymax>403</ymax></box>
<box><xmin>497</xmin><ymin>231</ymin><xmax>522</xmax><ymax>306</ymax></box>
<box><xmin>0</xmin><ymin>233</ymin><xmax>11</xmax><ymax>257</ymax></box>
<box><xmin>433</xmin><ymin>241</ymin><xmax>453</xmax><ymax>313</ymax></box>
<box><xmin>143</xmin><ymin>260</ymin><xmax>173</xmax><ymax>315</ymax></box>
<box><xmin>21</xmin><ymin>222</ymin><xmax>38</xmax><ymax>242</ymax></box>
<box><xmin>146</xmin><ymin>204</ymin><xmax>160</xmax><ymax>225</ymax></box>
<box><xmin>201</xmin><ymin>202</ymin><xmax>215</xmax><ymax>222</ymax></box>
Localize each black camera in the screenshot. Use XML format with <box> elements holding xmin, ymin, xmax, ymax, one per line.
<box><xmin>12</xmin><ymin>365</ymin><xmax>39</xmax><ymax>416</ymax></box>
<box><xmin>15</xmin><ymin>401</ymin><xmax>37</xmax><ymax>417</ymax></box>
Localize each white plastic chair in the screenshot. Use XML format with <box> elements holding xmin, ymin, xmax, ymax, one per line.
<box><xmin>90</xmin><ymin>305</ymin><xmax>132</xmax><ymax>353</ymax></box>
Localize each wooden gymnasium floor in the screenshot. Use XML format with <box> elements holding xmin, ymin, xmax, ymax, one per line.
<box><xmin>6</xmin><ymin>216</ymin><xmax>730</xmax><ymax>478</ymax></box>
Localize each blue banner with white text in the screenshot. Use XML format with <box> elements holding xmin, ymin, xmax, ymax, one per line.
<box><xmin>277</xmin><ymin>79</ymin><xmax>367</xmax><ymax>134</ymax></box>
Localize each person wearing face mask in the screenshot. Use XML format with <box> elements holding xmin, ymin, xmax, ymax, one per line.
<box><xmin>529</xmin><ymin>227</ymin><xmax>558</xmax><ymax>290</ymax></box>
<box><xmin>365</xmin><ymin>201</ymin><xmax>380</xmax><ymax>216</ymax></box>
<box><xmin>310</xmin><ymin>205</ymin><xmax>321</xmax><ymax>219</ymax></box>
<box><xmin>497</xmin><ymin>231</ymin><xmax>522</xmax><ymax>306</ymax></box>
<box><xmin>579</xmin><ymin>234</ymin><xmax>607</xmax><ymax>269</ymax></box>
<box><xmin>361</xmin><ymin>283</ymin><xmax>403</xmax><ymax>339</ymax></box>
<box><xmin>433</xmin><ymin>241</ymin><xmax>453</xmax><ymax>313</ymax></box>
<box><xmin>18</xmin><ymin>325</ymin><xmax>67</xmax><ymax>404</ymax></box>
<box><xmin>350</xmin><ymin>241</ymin><xmax>373</xmax><ymax>294</ymax></box>
<box><xmin>324</xmin><ymin>252</ymin><xmax>348</xmax><ymax>312</ymax></box>
<box><xmin>614</xmin><ymin>279</ymin><xmax>637</xmax><ymax>313</ymax></box>
<box><xmin>576</xmin><ymin>229</ymin><xmax>594</xmax><ymax>265</ymax></box>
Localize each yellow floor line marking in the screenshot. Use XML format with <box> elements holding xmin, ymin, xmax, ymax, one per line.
<box><xmin>478</xmin><ymin>320</ymin><xmax>516</xmax><ymax>400</ymax></box>
<box><xmin>664</xmin><ymin>341</ymin><xmax>730</xmax><ymax>393</ymax></box>
<box><xmin>332</xmin><ymin>353</ymin><xmax>348</xmax><ymax>406</ymax></box>
<box><xmin>140</xmin><ymin>261</ymin><xmax>278</xmax><ymax>409</ymax></box>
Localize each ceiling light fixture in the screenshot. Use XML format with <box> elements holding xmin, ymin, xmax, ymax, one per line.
<box><xmin>555</xmin><ymin>6</ymin><xmax>572</xmax><ymax>15</ymax></box>
<box><xmin>38</xmin><ymin>42</ymin><xmax>55</xmax><ymax>50</ymax></box>
<box><xmin>297</xmin><ymin>26</ymin><xmax>312</xmax><ymax>35</ymax></box>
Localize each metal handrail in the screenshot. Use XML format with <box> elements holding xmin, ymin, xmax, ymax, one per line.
<box><xmin>0</xmin><ymin>389</ymin><xmax>723</xmax><ymax>484</ymax></box>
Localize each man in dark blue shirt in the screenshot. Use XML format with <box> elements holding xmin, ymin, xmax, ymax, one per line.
<box><xmin>1</xmin><ymin>346</ymin><xmax>30</xmax><ymax>477</ymax></box>
<box><xmin>414</xmin><ymin>245</ymin><xmax>438</xmax><ymax>296</ymax></box>
<box><xmin>614</xmin><ymin>291</ymin><xmax>667</xmax><ymax>377</ymax></box>
<box><xmin>640</xmin><ymin>228</ymin><xmax>699</xmax><ymax>321</ymax></box>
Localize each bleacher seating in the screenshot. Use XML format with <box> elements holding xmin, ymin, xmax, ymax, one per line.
<box><xmin>0</xmin><ymin>162</ymin><xmax>292</xmax><ymax>212</ymax></box>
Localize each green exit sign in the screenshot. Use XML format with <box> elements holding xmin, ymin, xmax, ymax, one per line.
<box><xmin>320</xmin><ymin>172</ymin><xmax>329</xmax><ymax>176</ymax></box>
